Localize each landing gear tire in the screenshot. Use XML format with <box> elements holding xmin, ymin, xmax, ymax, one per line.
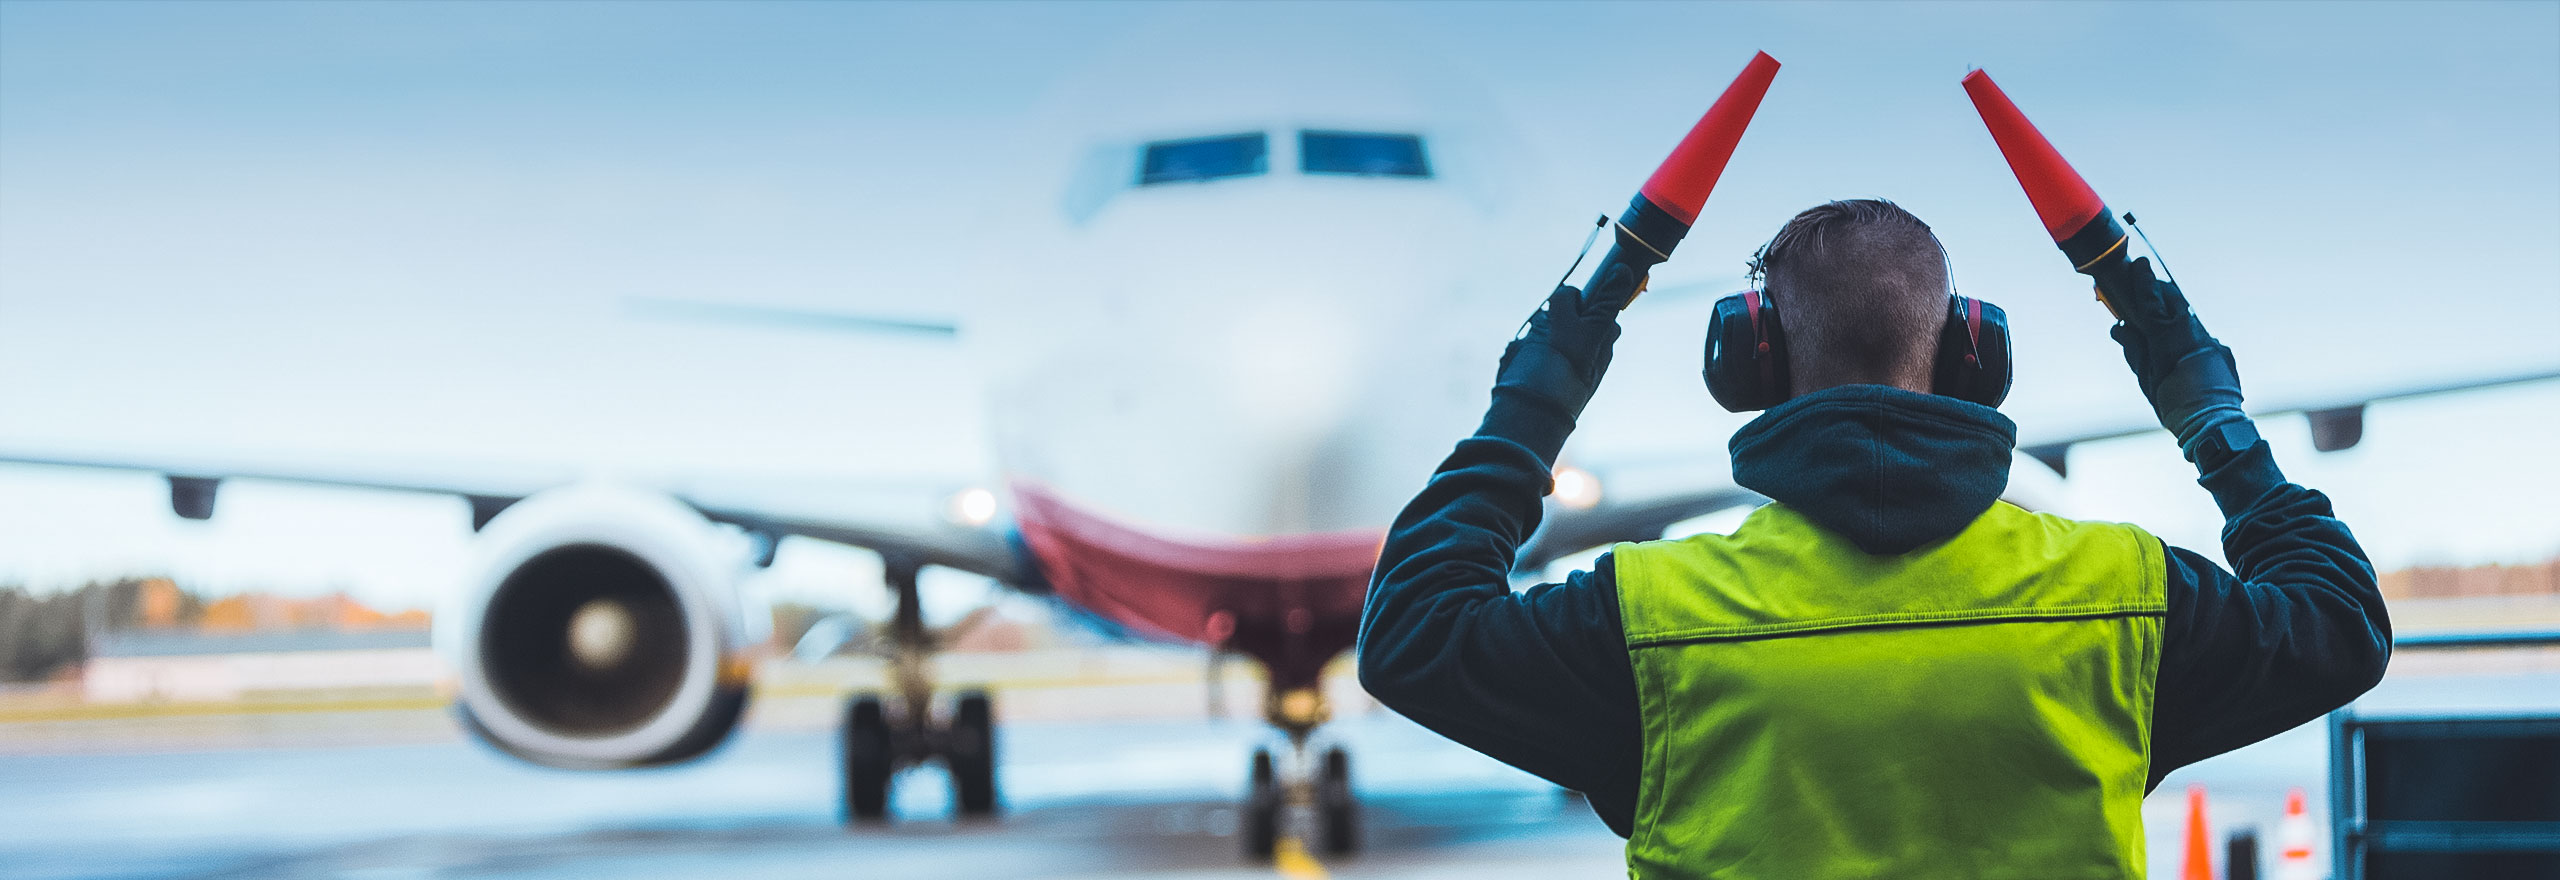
<box><xmin>1316</xmin><ymin>746</ymin><xmax>1359</xmax><ymax>856</ymax></box>
<box><xmin>843</xmin><ymin>694</ymin><xmax>893</xmax><ymax>822</ymax></box>
<box><xmin>948</xmin><ymin>689</ymin><xmax>999</xmax><ymax>818</ymax></box>
<box><xmin>1241</xmin><ymin>747</ymin><xmax>1280</xmax><ymax>861</ymax></box>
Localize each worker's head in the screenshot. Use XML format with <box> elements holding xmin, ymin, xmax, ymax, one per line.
<box><xmin>1755</xmin><ymin>199</ymin><xmax>1950</xmax><ymax>395</ymax></box>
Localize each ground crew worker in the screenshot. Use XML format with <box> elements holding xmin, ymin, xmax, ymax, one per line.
<box><xmin>1359</xmin><ymin>198</ymin><xmax>2390</xmax><ymax>878</ymax></box>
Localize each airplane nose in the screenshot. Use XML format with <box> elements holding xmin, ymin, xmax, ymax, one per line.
<box><xmin>1222</xmin><ymin>297</ymin><xmax>1361</xmax><ymax>437</ymax></box>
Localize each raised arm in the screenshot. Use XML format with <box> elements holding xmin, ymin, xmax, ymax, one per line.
<box><xmin>1357</xmin><ymin>278</ymin><xmax>1645</xmax><ymax>835</ymax></box>
<box><xmin>2090</xmin><ymin>255</ymin><xmax>2392</xmax><ymax>783</ymax></box>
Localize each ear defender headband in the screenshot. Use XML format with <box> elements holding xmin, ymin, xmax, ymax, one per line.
<box><xmin>1702</xmin><ymin>236</ymin><xmax>2013</xmax><ymax>412</ymax></box>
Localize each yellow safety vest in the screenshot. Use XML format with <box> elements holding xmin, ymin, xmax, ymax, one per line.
<box><xmin>1612</xmin><ymin>501</ymin><xmax>2165</xmax><ymax>879</ymax></box>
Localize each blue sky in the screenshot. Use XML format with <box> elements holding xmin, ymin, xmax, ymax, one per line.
<box><xmin>1</xmin><ymin>1</ymin><xmax>2554</xmax><ymax>611</ymax></box>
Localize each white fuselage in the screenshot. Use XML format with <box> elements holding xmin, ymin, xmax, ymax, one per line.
<box><xmin>975</xmin><ymin>125</ymin><xmax>1549</xmax><ymax>541</ymax></box>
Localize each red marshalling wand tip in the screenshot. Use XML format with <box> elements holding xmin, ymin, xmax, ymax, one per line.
<box><xmin>1574</xmin><ymin>51</ymin><xmax>1780</xmax><ymax>311</ymax></box>
<box><xmin>1962</xmin><ymin>69</ymin><xmax>2107</xmax><ymax>243</ymax></box>
<box><xmin>1639</xmin><ymin>51</ymin><xmax>1782</xmax><ymax>226</ymax></box>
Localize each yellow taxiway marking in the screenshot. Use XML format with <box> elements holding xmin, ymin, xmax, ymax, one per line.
<box><xmin>1273</xmin><ymin>837</ymin><xmax>1328</xmax><ymax>879</ymax></box>
<box><xmin>0</xmin><ymin>695</ymin><xmax>449</xmax><ymax>724</ymax></box>
<box><xmin>0</xmin><ymin>668</ymin><xmax>1240</xmax><ymax>724</ymax></box>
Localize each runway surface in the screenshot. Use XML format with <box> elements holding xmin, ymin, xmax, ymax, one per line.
<box><xmin>3</xmin><ymin>711</ymin><xmax>1625</xmax><ymax>880</ymax></box>
<box><xmin>4</xmin><ymin>657</ymin><xmax>2550</xmax><ymax>879</ymax></box>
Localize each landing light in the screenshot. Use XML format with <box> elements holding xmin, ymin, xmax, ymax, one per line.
<box><xmin>948</xmin><ymin>487</ymin><xmax>1000</xmax><ymax>527</ymax></box>
<box><xmin>1552</xmin><ymin>465</ymin><xmax>1602</xmax><ymax>510</ymax></box>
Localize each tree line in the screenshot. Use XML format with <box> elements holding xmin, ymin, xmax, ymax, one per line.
<box><xmin>0</xmin><ymin>579</ymin><xmax>200</xmax><ymax>683</ymax></box>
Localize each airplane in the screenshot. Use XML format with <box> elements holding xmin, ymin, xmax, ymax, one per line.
<box><xmin>0</xmin><ymin>42</ymin><xmax>1602</xmax><ymax>860</ymax></box>
<box><xmin>6</xmin><ymin>31</ymin><xmax>2555</xmax><ymax>864</ymax></box>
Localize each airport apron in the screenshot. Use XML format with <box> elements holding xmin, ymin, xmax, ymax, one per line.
<box><xmin>1611</xmin><ymin>501</ymin><xmax>2165</xmax><ymax>880</ymax></box>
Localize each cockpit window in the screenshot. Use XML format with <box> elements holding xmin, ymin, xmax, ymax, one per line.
<box><xmin>1138</xmin><ymin>133</ymin><xmax>1268</xmax><ymax>185</ymax></box>
<box><xmin>1300</xmin><ymin>131</ymin><xmax>1431</xmax><ymax>178</ymax></box>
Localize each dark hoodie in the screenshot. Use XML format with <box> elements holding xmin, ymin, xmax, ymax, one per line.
<box><xmin>1358</xmin><ymin>384</ymin><xmax>2391</xmax><ymax>838</ymax></box>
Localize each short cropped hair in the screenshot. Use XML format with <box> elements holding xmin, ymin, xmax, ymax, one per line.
<box><xmin>1756</xmin><ymin>199</ymin><xmax>1949</xmax><ymax>393</ymax></box>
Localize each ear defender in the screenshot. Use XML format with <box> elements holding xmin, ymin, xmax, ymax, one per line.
<box><xmin>1703</xmin><ymin>291</ymin><xmax>2013</xmax><ymax>412</ymax></box>
<box><xmin>1931</xmin><ymin>295</ymin><xmax>2013</xmax><ymax>408</ymax></box>
<box><xmin>1703</xmin><ymin>289</ymin><xmax>1791</xmax><ymax>412</ymax></box>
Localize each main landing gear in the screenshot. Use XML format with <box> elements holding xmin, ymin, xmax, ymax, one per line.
<box><xmin>1240</xmin><ymin>685</ymin><xmax>1359</xmax><ymax>860</ymax></box>
<box><xmin>840</xmin><ymin>557</ymin><xmax>999</xmax><ymax>823</ymax></box>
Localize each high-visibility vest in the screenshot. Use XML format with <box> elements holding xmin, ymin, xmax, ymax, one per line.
<box><xmin>1612</xmin><ymin>501</ymin><xmax>2165</xmax><ymax>879</ymax></box>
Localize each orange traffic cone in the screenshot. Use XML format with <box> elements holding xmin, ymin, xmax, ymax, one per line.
<box><xmin>2276</xmin><ymin>787</ymin><xmax>2318</xmax><ymax>880</ymax></box>
<box><xmin>2182</xmin><ymin>784</ymin><xmax>2215</xmax><ymax>880</ymax></box>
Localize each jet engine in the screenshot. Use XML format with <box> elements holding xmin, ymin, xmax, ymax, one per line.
<box><xmin>441</xmin><ymin>484</ymin><xmax>767</xmax><ymax>769</ymax></box>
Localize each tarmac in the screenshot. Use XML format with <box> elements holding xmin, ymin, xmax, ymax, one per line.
<box><xmin>3</xmin><ymin>639</ymin><xmax>2552</xmax><ymax>880</ymax></box>
<box><xmin>1</xmin><ymin>710</ymin><xmax>1626</xmax><ymax>880</ymax></box>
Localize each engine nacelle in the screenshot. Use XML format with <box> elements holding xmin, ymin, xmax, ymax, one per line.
<box><xmin>440</xmin><ymin>484</ymin><xmax>767</xmax><ymax>769</ymax></box>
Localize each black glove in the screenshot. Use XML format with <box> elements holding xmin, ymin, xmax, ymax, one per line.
<box><xmin>2091</xmin><ymin>255</ymin><xmax>2252</xmax><ymax>464</ymax></box>
<box><xmin>1493</xmin><ymin>272</ymin><xmax>1627</xmax><ymax>426</ymax></box>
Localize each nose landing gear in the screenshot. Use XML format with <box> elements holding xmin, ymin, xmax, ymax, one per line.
<box><xmin>1316</xmin><ymin>744</ymin><xmax>1358</xmax><ymax>855</ymax></box>
<box><xmin>1240</xmin><ymin>686</ymin><xmax>1360</xmax><ymax>860</ymax></box>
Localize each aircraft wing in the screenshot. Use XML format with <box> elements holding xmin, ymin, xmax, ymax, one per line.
<box><xmin>1528</xmin><ymin>366</ymin><xmax>2560</xmax><ymax>570</ymax></box>
<box><xmin>673</xmin><ymin>476</ymin><xmax>1027</xmax><ymax>582</ymax></box>
<box><xmin>2011</xmin><ymin>366</ymin><xmax>2560</xmax><ymax>478</ymax></box>
<box><xmin>0</xmin><ymin>445</ymin><xmax>1028</xmax><ymax>584</ymax></box>
<box><xmin>0</xmin><ymin>296</ymin><xmax>1031</xmax><ymax>583</ymax></box>
<box><xmin>1517</xmin><ymin>479</ymin><xmax>1762</xmax><ymax>575</ymax></box>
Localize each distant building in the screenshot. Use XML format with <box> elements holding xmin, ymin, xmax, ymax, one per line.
<box><xmin>2381</xmin><ymin>559</ymin><xmax>2560</xmax><ymax>600</ymax></box>
<box><xmin>83</xmin><ymin>629</ymin><xmax>438</xmax><ymax>703</ymax></box>
<box><xmin>196</xmin><ymin>591</ymin><xmax>430</xmax><ymax>632</ymax></box>
<box><xmin>134</xmin><ymin>578</ymin><xmax>185</xmax><ymax>628</ymax></box>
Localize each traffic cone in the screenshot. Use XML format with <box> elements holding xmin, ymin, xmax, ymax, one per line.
<box><xmin>2182</xmin><ymin>784</ymin><xmax>2215</xmax><ymax>880</ymax></box>
<box><xmin>2276</xmin><ymin>787</ymin><xmax>2319</xmax><ymax>880</ymax></box>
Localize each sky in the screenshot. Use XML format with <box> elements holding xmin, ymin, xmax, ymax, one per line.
<box><xmin>1</xmin><ymin>1</ymin><xmax>2555</xmax><ymax>616</ymax></box>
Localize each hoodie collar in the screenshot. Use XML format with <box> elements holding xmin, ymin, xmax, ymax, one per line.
<box><xmin>1728</xmin><ymin>385</ymin><xmax>2017</xmax><ymax>555</ymax></box>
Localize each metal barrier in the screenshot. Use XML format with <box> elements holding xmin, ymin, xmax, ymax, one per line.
<box><xmin>2330</xmin><ymin>628</ymin><xmax>2560</xmax><ymax>880</ymax></box>
<box><xmin>2392</xmin><ymin>628</ymin><xmax>2560</xmax><ymax>650</ymax></box>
